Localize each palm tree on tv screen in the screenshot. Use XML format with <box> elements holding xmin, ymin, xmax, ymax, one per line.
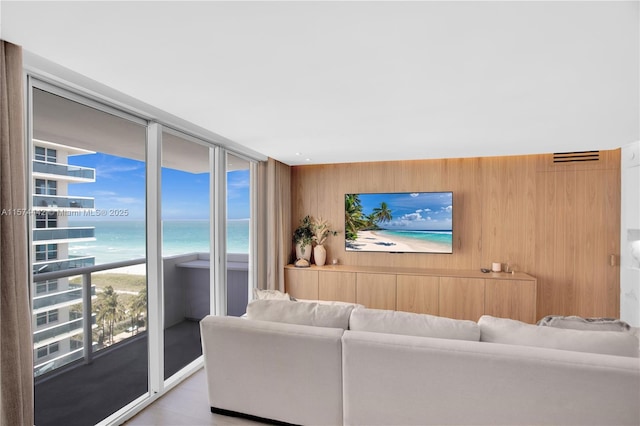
<box><xmin>345</xmin><ymin>194</ymin><xmax>365</xmax><ymax>241</ymax></box>
<box><xmin>372</xmin><ymin>202</ymin><xmax>392</xmax><ymax>224</ymax></box>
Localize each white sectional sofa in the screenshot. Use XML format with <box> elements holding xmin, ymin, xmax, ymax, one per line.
<box><xmin>200</xmin><ymin>299</ymin><xmax>640</xmax><ymax>426</ymax></box>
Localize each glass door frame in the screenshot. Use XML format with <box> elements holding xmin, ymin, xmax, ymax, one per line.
<box><xmin>26</xmin><ymin>75</ymin><xmax>260</xmax><ymax>425</ymax></box>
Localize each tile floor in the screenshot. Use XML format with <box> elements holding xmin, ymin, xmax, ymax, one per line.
<box><xmin>124</xmin><ymin>369</ymin><xmax>264</xmax><ymax>426</ymax></box>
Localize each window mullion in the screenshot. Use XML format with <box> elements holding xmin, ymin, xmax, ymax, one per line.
<box><xmin>146</xmin><ymin>122</ymin><xmax>164</xmax><ymax>396</ymax></box>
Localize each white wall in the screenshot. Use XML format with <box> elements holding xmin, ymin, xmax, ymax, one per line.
<box><xmin>621</xmin><ymin>141</ymin><xmax>640</xmax><ymax>326</ymax></box>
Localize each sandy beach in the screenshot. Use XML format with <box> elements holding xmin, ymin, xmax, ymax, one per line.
<box><xmin>94</xmin><ymin>263</ymin><xmax>147</xmax><ymax>276</ymax></box>
<box><xmin>347</xmin><ymin>230</ymin><xmax>451</xmax><ymax>253</ymax></box>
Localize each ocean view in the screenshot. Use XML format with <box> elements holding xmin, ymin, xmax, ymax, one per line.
<box><xmin>377</xmin><ymin>230</ymin><xmax>452</xmax><ymax>245</ymax></box>
<box><xmin>68</xmin><ymin>219</ymin><xmax>249</xmax><ymax>265</ymax></box>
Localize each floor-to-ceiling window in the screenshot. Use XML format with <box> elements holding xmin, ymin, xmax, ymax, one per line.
<box><xmin>226</xmin><ymin>153</ymin><xmax>251</xmax><ymax>316</ymax></box>
<box><xmin>30</xmin><ymin>86</ymin><xmax>149</xmax><ymax>426</ymax></box>
<box><xmin>27</xmin><ymin>78</ymin><xmax>258</xmax><ymax>425</ymax></box>
<box><xmin>161</xmin><ymin>129</ymin><xmax>212</xmax><ymax>380</ymax></box>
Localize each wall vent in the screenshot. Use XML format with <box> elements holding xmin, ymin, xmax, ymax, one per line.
<box><xmin>553</xmin><ymin>151</ymin><xmax>600</xmax><ymax>163</ymax></box>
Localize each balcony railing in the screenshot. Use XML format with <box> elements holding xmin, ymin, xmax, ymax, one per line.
<box><xmin>33</xmin><ymin>256</ymin><xmax>95</xmax><ymax>274</ymax></box>
<box><xmin>33</xmin><ymin>226</ymin><xmax>95</xmax><ymax>243</ymax></box>
<box><xmin>33</xmin><ymin>160</ymin><xmax>95</xmax><ymax>181</ymax></box>
<box><xmin>33</xmin><ymin>286</ymin><xmax>96</xmax><ymax>311</ymax></box>
<box><xmin>34</xmin><ymin>347</ymin><xmax>84</xmax><ymax>377</ymax></box>
<box><xmin>33</xmin><ymin>195</ymin><xmax>94</xmax><ymax>210</ymax></box>
<box><xmin>33</xmin><ymin>314</ymin><xmax>96</xmax><ymax>346</ymax></box>
<box><xmin>33</xmin><ymin>258</ymin><xmax>146</xmax><ymax>371</ymax></box>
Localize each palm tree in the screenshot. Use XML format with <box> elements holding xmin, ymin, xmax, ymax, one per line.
<box><xmin>128</xmin><ymin>288</ymin><xmax>147</xmax><ymax>334</ymax></box>
<box><xmin>372</xmin><ymin>202</ymin><xmax>392</xmax><ymax>224</ymax></box>
<box><xmin>96</xmin><ymin>286</ymin><xmax>124</xmax><ymax>344</ymax></box>
<box><xmin>364</xmin><ymin>212</ymin><xmax>378</xmax><ymax>230</ymax></box>
<box><xmin>345</xmin><ymin>194</ymin><xmax>366</xmax><ymax>241</ymax></box>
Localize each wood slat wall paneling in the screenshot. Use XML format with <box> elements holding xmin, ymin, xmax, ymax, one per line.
<box><xmin>534</xmin><ymin>150</ymin><xmax>620</xmax><ymax>319</ymax></box>
<box><xmin>480</xmin><ymin>156</ymin><xmax>537</xmax><ymax>275</ymax></box>
<box><xmin>290</xmin><ymin>150</ymin><xmax>621</xmax><ymax>320</ymax></box>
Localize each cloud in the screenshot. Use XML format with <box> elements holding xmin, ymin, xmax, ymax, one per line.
<box><xmin>114</xmin><ymin>197</ymin><xmax>140</xmax><ymax>205</ymax></box>
<box><xmin>442</xmin><ymin>205</ymin><xmax>453</xmax><ymax>212</ymax></box>
<box><xmin>410</xmin><ymin>193</ymin><xmax>419</xmax><ymax>198</ymax></box>
<box><xmin>91</xmin><ymin>190</ymin><xmax>118</xmax><ymax>196</ymax></box>
<box><xmin>97</xmin><ymin>163</ymin><xmax>144</xmax><ymax>179</ymax></box>
<box><xmin>400</xmin><ymin>212</ymin><xmax>424</xmax><ymax>222</ymax></box>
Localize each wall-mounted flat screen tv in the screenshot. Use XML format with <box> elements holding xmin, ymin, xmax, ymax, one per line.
<box><xmin>345</xmin><ymin>191</ymin><xmax>453</xmax><ymax>254</ymax></box>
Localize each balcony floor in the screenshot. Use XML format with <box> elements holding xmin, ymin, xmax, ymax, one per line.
<box><xmin>35</xmin><ymin>320</ymin><xmax>202</xmax><ymax>426</ymax></box>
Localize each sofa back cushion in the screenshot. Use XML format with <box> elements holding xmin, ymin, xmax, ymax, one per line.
<box><xmin>246</xmin><ymin>299</ymin><xmax>355</xmax><ymax>330</ymax></box>
<box><xmin>349</xmin><ymin>308</ymin><xmax>481</xmax><ymax>341</ymax></box>
<box><xmin>479</xmin><ymin>315</ymin><xmax>640</xmax><ymax>358</ymax></box>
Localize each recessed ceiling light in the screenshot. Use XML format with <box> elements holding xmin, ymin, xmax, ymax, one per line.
<box><xmin>305</xmin><ymin>158</ymin><xmax>311</xmax><ymax>162</ymax></box>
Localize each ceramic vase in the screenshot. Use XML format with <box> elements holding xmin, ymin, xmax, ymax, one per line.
<box><xmin>296</xmin><ymin>242</ymin><xmax>312</xmax><ymax>261</ymax></box>
<box><xmin>314</xmin><ymin>244</ymin><xmax>327</xmax><ymax>266</ymax></box>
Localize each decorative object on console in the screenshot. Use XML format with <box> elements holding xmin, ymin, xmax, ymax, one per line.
<box><xmin>313</xmin><ymin>245</ymin><xmax>327</xmax><ymax>267</ymax></box>
<box><xmin>293</xmin><ymin>215</ymin><xmax>313</xmax><ymax>262</ymax></box>
<box><xmin>294</xmin><ymin>258</ymin><xmax>310</xmax><ymax>268</ymax></box>
<box><xmin>311</xmin><ymin>216</ymin><xmax>338</xmax><ymax>266</ymax></box>
<box><xmin>492</xmin><ymin>262</ymin><xmax>502</xmax><ymax>272</ymax></box>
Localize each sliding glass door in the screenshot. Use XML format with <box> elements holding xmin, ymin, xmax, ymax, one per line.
<box><xmin>226</xmin><ymin>153</ymin><xmax>251</xmax><ymax>316</ymax></box>
<box><xmin>161</xmin><ymin>129</ymin><xmax>212</xmax><ymax>380</ymax></box>
<box><xmin>30</xmin><ymin>86</ymin><xmax>149</xmax><ymax>426</ymax></box>
<box><xmin>28</xmin><ymin>78</ymin><xmax>258</xmax><ymax>425</ymax></box>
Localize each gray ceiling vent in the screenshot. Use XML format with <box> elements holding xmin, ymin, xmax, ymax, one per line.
<box><xmin>553</xmin><ymin>151</ymin><xmax>600</xmax><ymax>163</ymax></box>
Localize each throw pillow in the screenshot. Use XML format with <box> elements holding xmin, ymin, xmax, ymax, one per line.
<box><xmin>349</xmin><ymin>308</ymin><xmax>481</xmax><ymax>341</ymax></box>
<box><xmin>296</xmin><ymin>298</ymin><xmax>365</xmax><ymax>309</ymax></box>
<box><xmin>538</xmin><ymin>315</ymin><xmax>631</xmax><ymax>332</ymax></box>
<box><xmin>252</xmin><ymin>288</ymin><xmax>293</xmax><ymax>301</ymax></box>
<box><xmin>479</xmin><ymin>315</ymin><xmax>640</xmax><ymax>358</ymax></box>
<box><xmin>246</xmin><ymin>299</ymin><xmax>355</xmax><ymax>330</ymax></box>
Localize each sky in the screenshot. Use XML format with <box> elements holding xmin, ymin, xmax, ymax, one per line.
<box><xmin>67</xmin><ymin>152</ymin><xmax>250</xmax><ymax>221</ymax></box>
<box><xmin>354</xmin><ymin>191</ymin><xmax>452</xmax><ymax>231</ymax></box>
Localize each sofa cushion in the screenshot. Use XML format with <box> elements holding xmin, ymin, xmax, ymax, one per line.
<box><xmin>246</xmin><ymin>299</ymin><xmax>355</xmax><ymax>330</ymax></box>
<box><xmin>479</xmin><ymin>315</ymin><xmax>640</xmax><ymax>358</ymax></box>
<box><xmin>538</xmin><ymin>315</ymin><xmax>631</xmax><ymax>332</ymax></box>
<box><xmin>349</xmin><ymin>308</ymin><xmax>481</xmax><ymax>341</ymax></box>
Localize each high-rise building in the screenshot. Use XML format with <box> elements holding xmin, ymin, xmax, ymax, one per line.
<box><xmin>32</xmin><ymin>140</ymin><xmax>97</xmax><ymax>376</ymax></box>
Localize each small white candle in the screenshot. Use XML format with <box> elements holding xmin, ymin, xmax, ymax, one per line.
<box><xmin>492</xmin><ymin>262</ymin><xmax>501</xmax><ymax>272</ymax></box>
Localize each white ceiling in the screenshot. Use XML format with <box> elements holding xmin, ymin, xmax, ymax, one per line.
<box><xmin>1</xmin><ymin>1</ymin><xmax>638</xmax><ymax>166</ymax></box>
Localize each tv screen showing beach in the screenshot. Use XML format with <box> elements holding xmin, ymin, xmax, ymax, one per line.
<box><xmin>345</xmin><ymin>192</ymin><xmax>453</xmax><ymax>254</ymax></box>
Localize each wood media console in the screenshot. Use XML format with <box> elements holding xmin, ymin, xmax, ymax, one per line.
<box><xmin>285</xmin><ymin>264</ymin><xmax>537</xmax><ymax>323</ymax></box>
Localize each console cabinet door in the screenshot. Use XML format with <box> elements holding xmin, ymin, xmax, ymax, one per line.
<box><xmin>356</xmin><ymin>273</ymin><xmax>396</xmax><ymax>310</ymax></box>
<box><xmin>319</xmin><ymin>271</ymin><xmax>357</xmax><ymax>303</ymax></box>
<box><xmin>396</xmin><ymin>275</ymin><xmax>439</xmax><ymax>315</ymax></box>
<box><xmin>439</xmin><ymin>277</ymin><xmax>485</xmax><ymax>321</ymax></box>
<box><xmin>285</xmin><ymin>268</ymin><xmax>318</xmax><ymax>300</ymax></box>
<box><xmin>485</xmin><ymin>279</ymin><xmax>537</xmax><ymax>323</ymax></box>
